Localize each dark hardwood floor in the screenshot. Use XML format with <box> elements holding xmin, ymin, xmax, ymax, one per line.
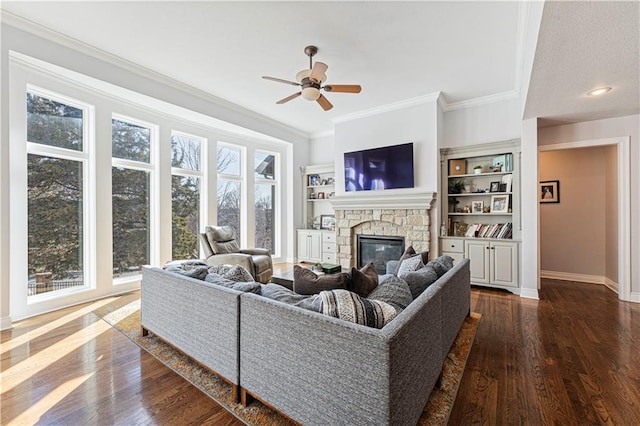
<box><xmin>2</xmin><ymin>272</ymin><xmax>639</xmax><ymax>425</ymax></box>
<box><xmin>451</xmin><ymin>279</ymin><xmax>640</xmax><ymax>425</ymax></box>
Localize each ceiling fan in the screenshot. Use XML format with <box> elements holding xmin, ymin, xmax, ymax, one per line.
<box><xmin>262</xmin><ymin>45</ymin><xmax>362</xmax><ymax>111</ymax></box>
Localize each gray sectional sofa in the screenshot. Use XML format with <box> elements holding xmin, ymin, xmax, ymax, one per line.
<box><xmin>140</xmin><ymin>258</ymin><xmax>471</xmax><ymax>425</ymax></box>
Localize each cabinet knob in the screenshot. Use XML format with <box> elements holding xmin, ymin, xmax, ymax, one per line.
<box><xmin>491</xmin><ymin>247</ymin><xmax>495</xmax><ymax>250</ymax></box>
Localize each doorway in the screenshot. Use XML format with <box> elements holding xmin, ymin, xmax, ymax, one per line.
<box><xmin>538</xmin><ymin>137</ymin><xmax>630</xmax><ymax>301</ymax></box>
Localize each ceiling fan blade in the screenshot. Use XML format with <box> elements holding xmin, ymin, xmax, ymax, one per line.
<box><xmin>324</xmin><ymin>84</ymin><xmax>362</xmax><ymax>93</ymax></box>
<box><xmin>276</xmin><ymin>92</ymin><xmax>302</xmax><ymax>104</ymax></box>
<box><xmin>263</xmin><ymin>76</ymin><xmax>301</xmax><ymax>87</ymax></box>
<box><xmin>309</xmin><ymin>61</ymin><xmax>328</xmax><ymax>82</ymax></box>
<box><xmin>316</xmin><ymin>94</ymin><xmax>333</xmax><ymax>111</ymax></box>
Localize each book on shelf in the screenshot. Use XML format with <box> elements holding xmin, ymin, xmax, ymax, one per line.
<box><xmin>501</xmin><ymin>173</ymin><xmax>513</xmax><ymax>192</ymax></box>
<box><xmin>462</xmin><ymin>222</ymin><xmax>512</xmax><ymax>239</ymax></box>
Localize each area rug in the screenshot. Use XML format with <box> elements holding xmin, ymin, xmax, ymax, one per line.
<box><xmin>93</xmin><ymin>292</ymin><xmax>480</xmax><ymax>425</ymax></box>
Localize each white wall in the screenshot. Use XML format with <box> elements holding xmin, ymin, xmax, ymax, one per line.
<box><xmin>333</xmin><ymin>100</ymin><xmax>440</xmax><ymax>196</ymax></box>
<box><xmin>442</xmin><ymin>96</ymin><xmax>522</xmax><ymax>148</ymax></box>
<box><xmin>537</xmin><ymin>115</ymin><xmax>640</xmax><ymax>298</ymax></box>
<box><xmin>308</xmin><ymin>132</ymin><xmax>335</xmax><ymax>165</ymax></box>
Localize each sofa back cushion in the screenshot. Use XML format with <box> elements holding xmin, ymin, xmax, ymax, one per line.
<box><xmin>293</xmin><ymin>266</ymin><xmax>350</xmax><ymax>295</ymax></box>
<box><xmin>320</xmin><ymin>289</ymin><xmax>396</xmax><ymax>329</ymax></box>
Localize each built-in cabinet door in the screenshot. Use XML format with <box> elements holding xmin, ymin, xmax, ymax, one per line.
<box><xmin>297</xmin><ymin>230</ymin><xmax>310</xmax><ymax>260</ymax></box>
<box><xmin>297</xmin><ymin>230</ymin><xmax>322</xmax><ymax>263</ymax></box>
<box><xmin>490</xmin><ymin>242</ymin><xmax>517</xmax><ymax>287</ymax></box>
<box><xmin>309</xmin><ymin>232</ymin><xmax>322</xmax><ymax>262</ymax></box>
<box><xmin>465</xmin><ymin>240</ymin><xmax>490</xmax><ymax>284</ymax></box>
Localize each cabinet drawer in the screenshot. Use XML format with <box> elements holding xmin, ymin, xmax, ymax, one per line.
<box><xmin>323</xmin><ymin>242</ymin><xmax>336</xmax><ymax>253</ymax></box>
<box><xmin>322</xmin><ymin>232</ymin><xmax>336</xmax><ymax>243</ymax></box>
<box><xmin>322</xmin><ymin>253</ymin><xmax>336</xmax><ymax>263</ymax></box>
<box><xmin>442</xmin><ymin>239</ymin><xmax>464</xmax><ymax>253</ymax></box>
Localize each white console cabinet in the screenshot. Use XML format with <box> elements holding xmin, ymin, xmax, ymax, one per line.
<box><xmin>297</xmin><ymin>229</ymin><xmax>322</xmax><ymax>263</ymax></box>
<box><xmin>465</xmin><ymin>240</ymin><xmax>518</xmax><ymax>289</ymax></box>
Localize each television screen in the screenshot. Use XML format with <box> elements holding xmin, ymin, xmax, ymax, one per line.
<box><xmin>344</xmin><ymin>143</ymin><xmax>414</xmax><ymax>192</ymax></box>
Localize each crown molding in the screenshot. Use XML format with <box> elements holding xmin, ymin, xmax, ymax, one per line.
<box><xmin>332</xmin><ymin>92</ymin><xmax>442</xmax><ymax>124</ymax></box>
<box><xmin>442</xmin><ymin>90</ymin><xmax>519</xmax><ymax>112</ymax></box>
<box><xmin>310</xmin><ymin>129</ymin><xmax>335</xmax><ymax>140</ymax></box>
<box><xmin>1</xmin><ymin>11</ymin><xmax>309</xmax><ymax>142</ymax></box>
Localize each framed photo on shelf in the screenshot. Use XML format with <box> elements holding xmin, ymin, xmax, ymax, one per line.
<box><xmin>490</xmin><ymin>195</ymin><xmax>509</xmax><ymax>213</ymax></box>
<box><xmin>489</xmin><ymin>181</ymin><xmax>501</xmax><ymax>192</ymax></box>
<box><xmin>540</xmin><ymin>180</ymin><xmax>559</xmax><ymax>203</ymax></box>
<box><xmin>317</xmin><ymin>192</ymin><xmax>325</xmax><ymax>199</ymax></box>
<box><xmin>308</xmin><ymin>174</ymin><xmax>321</xmax><ymax>186</ymax></box>
<box><xmin>320</xmin><ymin>214</ymin><xmax>335</xmax><ymax>230</ymax></box>
<box><xmin>472</xmin><ymin>201</ymin><xmax>484</xmax><ymax>213</ymax></box>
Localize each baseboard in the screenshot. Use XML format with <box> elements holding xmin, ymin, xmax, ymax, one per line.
<box><xmin>540</xmin><ymin>270</ymin><xmax>604</xmax><ymax>285</ymax></box>
<box><xmin>604</xmin><ymin>277</ymin><xmax>619</xmax><ymax>294</ymax></box>
<box><xmin>630</xmin><ymin>292</ymin><xmax>640</xmax><ymax>303</ymax></box>
<box><xmin>519</xmin><ymin>288</ymin><xmax>539</xmax><ymax>300</ymax></box>
<box><xmin>1</xmin><ymin>315</ymin><xmax>13</xmax><ymax>331</ymax></box>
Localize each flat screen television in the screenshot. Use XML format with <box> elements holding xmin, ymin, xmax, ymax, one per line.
<box><xmin>344</xmin><ymin>142</ymin><xmax>414</xmax><ymax>192</ymax></box>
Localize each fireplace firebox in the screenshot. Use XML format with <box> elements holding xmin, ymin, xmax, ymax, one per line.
<box><xmin>357</xmin><ymin>235</ymin><xmax>405</xmax><ymax>274</ymax></box>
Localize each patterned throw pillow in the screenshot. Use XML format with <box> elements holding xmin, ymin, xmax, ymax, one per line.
<box><xmin>348</xmin><ymin>262</ymin><xmax>378</xmax><ymax>297</ymax></box>
<box><xmin>394</xmin><ymin>246</ymin><xmax>429</xmax><ymax>275</ymax></box>
<box><xmin>321</xmin><ymin>289</ymin><xmax>397</xmax><ymax>329</ymax></box>
<box><xmin>397</xmin><ymin>254</ymin><xmax>424</xmax><ymax>278</ymax></box>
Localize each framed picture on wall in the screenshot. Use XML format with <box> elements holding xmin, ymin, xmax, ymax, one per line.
<box><xmin>539</xmin><ymin>180</ymin><xmax>560</xmax><ymax>203</ymax></box>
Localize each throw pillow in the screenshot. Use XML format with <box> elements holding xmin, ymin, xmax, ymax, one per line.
<box><xmin>321</xmin><ymin>289</ymin><xmax>396</xmax><ymax>329</ymax></box>
<box><xmin>293</xmin><ymin>266</ymin><xmax>349</xmax><ymax>295</ymax></box>
<box><xmin>208</xmin><ymin>265</ymin><xmax>255</xmax><ymax>282</ymax></box>
<box><xmin>164</xmin><ymin>264</ymin><xmax>210</xmax><ymax>280</ymax></box>
<box><xmin>348</xmin><ymin>262</ymin><xmax>378</xmax><ymax>297</ymax></box>
<box><xmin>397</xmin><ymin>254</ymin><xmax>424</xmax><ymax>277</ymax></box>
<box><xmin>399</xmin><ymin>264</ymin><xmax>439</xmax><ymax>299</ymax></box>
<box><xmin>368</xmin><ymin>275</ymin><xmax>413</xmax><ymax>312</ymax></box>
<box><xmin>394</xmin><ymin>246</ymin><xmax>429</xmax><ymax>275</ymax></box>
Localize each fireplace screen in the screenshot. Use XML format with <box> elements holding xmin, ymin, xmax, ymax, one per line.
<box><xmin>357</xmin><ymin>235</ymin><xmax>405</xmax><ymax>274</ymax></box>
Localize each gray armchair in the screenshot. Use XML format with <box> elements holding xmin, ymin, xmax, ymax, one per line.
<box><xmin>199</xmin><ymin>226</ymin><xmax>273</xmax><ymax>284</ymax></box>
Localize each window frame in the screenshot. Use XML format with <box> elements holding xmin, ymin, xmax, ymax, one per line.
<box><xmin>25</xmin><ymin>85</ymin><xmax>96</xmax><ymax>302</ymax></box>
<box><xmin>254</xmin><ymin>149</ymin><xmax>280</xmax><ymax>256</ymax></box>
<box><xmin>111</xmin><ymin>113</ymin><xmax>159</xmax><ymax>284</ymax></box>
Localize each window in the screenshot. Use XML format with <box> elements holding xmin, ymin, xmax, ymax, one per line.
<box><xmin>26</xmin><ymin>89</ymin><xmax>90</xmax><ymax>296</ymax></box>
<box><xmin>216</xmin><ymin>144</ymin><xmax>242</xmax><ymax>240</ymax></box>
<box><xmin>111</xmin><ymin>116</ymin><xmax>156</xmax><ymax>280</ymax></box>
<box><xmin>171</xmin><ymin>132</ymin><xmax>204</xmax><ymax>259</ymax></box>
<box><xmin>254</xmin><ymin>151</ymin><xmax>277</xmax><ymax>252</ymax></box>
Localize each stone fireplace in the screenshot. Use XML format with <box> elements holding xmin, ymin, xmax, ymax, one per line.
<box><xmin>330</xmin><ymin>192</ymin><xmax>436</xmax><ymax>270</ymax></box>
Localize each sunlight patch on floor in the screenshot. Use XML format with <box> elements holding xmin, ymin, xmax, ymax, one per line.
<box><xmin>5</xmin><ymin>373</ymin><xmax>94</xmax><ymax>425</ymax></box>
<box><xmin>0</xmin><ymin>296</ymin><xmax>117</xmax><ymax>356</ymax></box>
<box><xmin>1</xmin><ymin>319</ymin><xmax>112</xmax><ymax>392</ymax></box>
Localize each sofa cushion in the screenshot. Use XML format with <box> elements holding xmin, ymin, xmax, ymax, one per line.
<box><xmin>321</xmin><ymin>289</ymin><xmax>396</xmax><ymax>329</ymax></box>
<box><xmin>399</xmin><ymin>264</ymin><xmax>439</xmax><ymax>300</ymax></box>
<box><xmin>368</xmin><ymin>275</ymin><xmax>413</xmax><ymax>312</ymax></box>
<box><xmin>208</xmin><ymin>264</ymin><xmax>254</xmax><ymax>282</ymax></box>
<box><xmin>348</xmin><ymin>262</ymin><xmax>378</xmax><ymax>297</ymax></box>
<box><xmin>260</xmin><ymin>283</ymin><xmax>323</xmax><ymax>312</ymax></box>
<box><xmin>394</xmin><ymin>246</ymin><xmax>429</xmax><ymax>275</ymax></box>
<box><xmin>293</xmin><ymin>266</ymin><xmax>349</xmax><ymax>295</ymax></box>
<box><xmin>427</xmin><ymin>255</ymin><xmax>455</xmax><ymax>277</ymax></box>
<box><xmin>204</xmin><ymin>272</ymin><xmax>261</xmax><ymax>293</ymax></box>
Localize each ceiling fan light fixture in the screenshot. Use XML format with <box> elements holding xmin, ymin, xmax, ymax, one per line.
<box><xmin>301</xmin><ymin>86</ymin><xmax>321</xmax><ymax>101</ymax></box>
<box><xmin>587</xmin><ymin>86</ymin><xmax>612</xmax><ymax>96</ymax></box>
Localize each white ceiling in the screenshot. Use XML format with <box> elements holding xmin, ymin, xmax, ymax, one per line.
<box><xmin>2</xmin><ymin>1</ymin><xmax>638</xmax><ymax>135</ymax></box>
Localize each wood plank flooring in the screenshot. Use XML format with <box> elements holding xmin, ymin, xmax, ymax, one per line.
<box><xmin>2</xmin><ymin>270</ymin><xmax>639</xmax><ymax>425</ymax></box>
